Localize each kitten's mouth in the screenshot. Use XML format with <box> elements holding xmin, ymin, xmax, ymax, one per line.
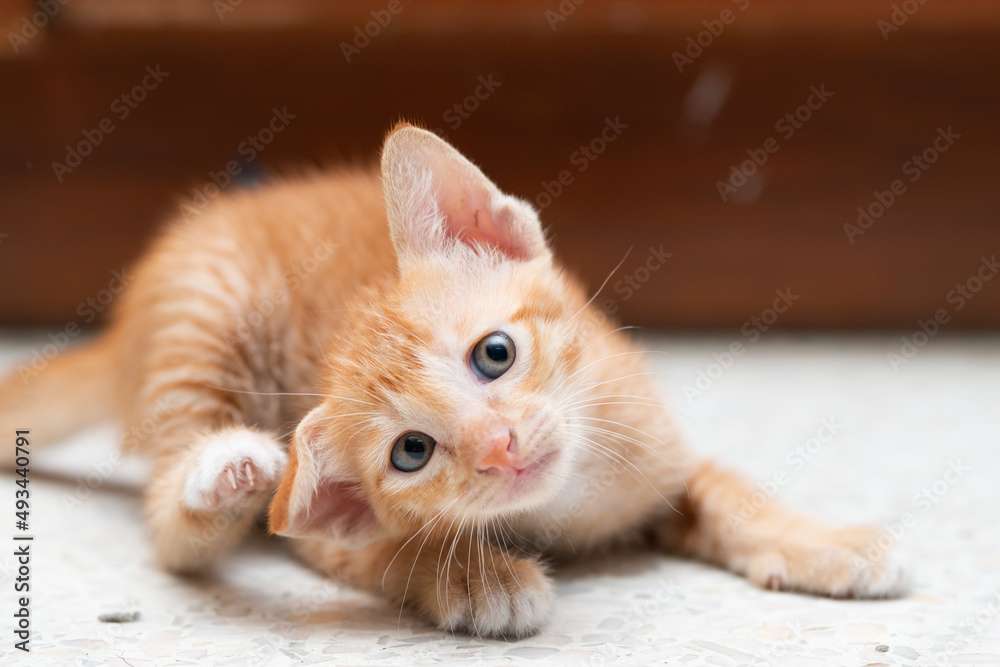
<box><xmin>511</xmin><ymin>451</ymin><xmax>556</xmax><ymax>489</ymax></box>
<box><xmin>469</xmin><ymin>447</ymin><xmax>563</xmax><ymax>516</ymax></box>
<box><xmin>470</xmin><ymin>409</ymin><xmax>565</xmax><ymax>513</ymax></box>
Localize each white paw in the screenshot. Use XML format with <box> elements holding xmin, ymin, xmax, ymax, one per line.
<box><xmin>436</xmin><ymin>559</ymin><xmax>554</xmax><ymax>638</ymax></box>
<box><xmin>746</xmin><ymin>528</ymin><xmax>912</xmax><ymax>600</ymax></box>
<box><xmin>182</xmin><ymin>429</ymin><xmax>287</xmax><ymax>511</ymax></box>
<box><xmin>852</xmin><ymin>541</ymin><xmax>912</xmax><ymax>599</ymax></box>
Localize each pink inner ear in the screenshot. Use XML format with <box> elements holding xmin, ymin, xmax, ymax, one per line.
<box><xmin>432</xmin><ymin>158</ymin><xmax>528</xmax><ymax>260</ymax></box>
<box><xmin>293</xmin><ymin>479</ymin><xmax>377</xmax><ymax>540</ymax></box>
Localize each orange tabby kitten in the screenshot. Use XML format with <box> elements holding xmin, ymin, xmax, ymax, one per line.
<box><xmin>0</xmin><ymin>124</ymin><xmax>906</xmax><ymax>637</ymax></box>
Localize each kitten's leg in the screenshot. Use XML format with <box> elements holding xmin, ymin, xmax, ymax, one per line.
<box><xmin>653</xmin><ymin>460</ymin><xmax>908</xmax><ymax>598</ymax></box>
<box><xmin>294</xmin><ymin>533</ymin><xmax>554</xmax><ymax>638</ymax></box>
<box><xmin>146</xmin><ymin>426</ymin><xmax>287</xmax><ymax>572</ymax></box>
<box><xmin>126</xmin><ymin>311</ymin><xmax>291</xmax><ymax>572</ymax></box>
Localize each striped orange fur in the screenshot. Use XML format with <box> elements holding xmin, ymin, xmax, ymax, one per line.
<box><xmin>0</xmin><ymin>124</ymin><xmax>907</xmax><ymax>637</ymax></box>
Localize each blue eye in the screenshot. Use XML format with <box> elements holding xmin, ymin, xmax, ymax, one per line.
<box><xmin>390</xmin><ymin>431</ymin><xmax>436</xmax><ymax>472</ymax></box>
<box><xmin>471</xmin><ymin>332</ymin><xmax>516</xmax><ymax>380</ymax></box>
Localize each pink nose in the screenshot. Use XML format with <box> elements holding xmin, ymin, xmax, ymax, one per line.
<box><xmin>475</xmin><ymin>426</ymin><xmax>517</xmax><ymax>472</ymax></box>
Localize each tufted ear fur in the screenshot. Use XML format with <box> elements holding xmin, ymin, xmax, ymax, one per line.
<box><xmin>380</xmin><ymin>123</ymin><xmax>550</xmax><ymax>263</ymax></box>
<box><xmin>268</xmin><ymin>406</ymin><xmax>381</xmax><ymax>549</ymax></box>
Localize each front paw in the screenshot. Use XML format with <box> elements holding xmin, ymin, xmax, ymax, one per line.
<box><xmin>425</xmin><ymin>552</ymin><xmax>554</xmax><ymax>638</ymax></box>
<box><xmin>746</xmin><ymin>526</ymin><xmax>910</xmax><ymax>599</ymax></box>
<box><xmin>182</xmin><ymin>429</ymin><xmax>287</xmax><ymax>511</ymax></box>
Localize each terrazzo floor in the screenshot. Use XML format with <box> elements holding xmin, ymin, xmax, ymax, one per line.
<box><xmin>1</xmin><ymin>331</ymin><xmax>998</xmax><ymax>666</ymax></box>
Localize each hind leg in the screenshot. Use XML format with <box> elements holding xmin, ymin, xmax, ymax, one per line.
<box><xmin>653</xmin><ymin>460</ymin><xmax>909</xmax><ymax>598</ymax></box>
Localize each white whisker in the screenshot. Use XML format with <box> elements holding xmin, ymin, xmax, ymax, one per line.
<box><xmin>564</xmin><ymin>246</ymin><xmax>633</xmax><ymax>328</ymax></box>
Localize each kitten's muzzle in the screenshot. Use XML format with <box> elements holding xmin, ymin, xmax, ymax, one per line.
<box><xmin>474</xmin><ymin>419</ymin><xmax>555</xmax><ymax>483</ymax></box>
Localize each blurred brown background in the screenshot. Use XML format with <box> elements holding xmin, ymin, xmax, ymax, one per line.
<box><xmin>1</xmin><ymin>0</ymin><xmax>998</xmax><ymax>328</ymax></box>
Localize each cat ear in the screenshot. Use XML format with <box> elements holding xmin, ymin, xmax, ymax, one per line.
<box><xmin>268</xmin><ymin>406</ymin><xmax>381</xmax><ymax>548</ymax></box>
<box><xmin>381</xmin><ymin>124</ymin><xmax>551</xmax><ymax>263</ymax></box>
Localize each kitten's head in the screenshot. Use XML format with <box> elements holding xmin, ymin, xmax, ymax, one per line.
<box><xmin>269</xmin><ymin>124</ymin><xmax>600</xmax><ymax>547</ymax></box>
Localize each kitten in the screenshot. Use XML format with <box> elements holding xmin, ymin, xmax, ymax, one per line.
<box><xmin>0</xmin><ymin>124</ymin><xmax>907</xmax><ymax>637</ymax></box>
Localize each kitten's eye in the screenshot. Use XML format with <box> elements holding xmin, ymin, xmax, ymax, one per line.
<box><xmin>390</xmin><ymin>431</ymin><xmax>436</xmax><ymax>472</ymax></box>
<box><xmin>471</xmin><ymin>331</ymin><xmax>516</xmax><ymax>380</ymax></box>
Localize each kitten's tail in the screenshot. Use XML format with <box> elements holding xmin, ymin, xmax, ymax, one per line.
<box><xmin>0</xmin><ymin>331</ymin><xmax>119</xmax><ymax>467</ymax></box>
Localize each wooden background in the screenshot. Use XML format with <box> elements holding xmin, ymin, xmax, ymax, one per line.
<box><xmin>1</xmin><ymin>0</ymin><xmax>998</xmax><ymax>329</ymax></box>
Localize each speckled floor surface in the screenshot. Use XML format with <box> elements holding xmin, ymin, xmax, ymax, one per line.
<box><xmin>1</xmin><ymin>331</ymin><xmax>998</xmax><ymax>666</ymax></box>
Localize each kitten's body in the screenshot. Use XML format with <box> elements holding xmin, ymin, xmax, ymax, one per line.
<box><xmin>0</xmin><ymin>126</ymin><xmax>906</xmax><ymax>637</ymax></box>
